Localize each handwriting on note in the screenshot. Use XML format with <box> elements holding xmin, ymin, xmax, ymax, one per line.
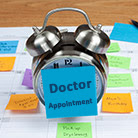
<box><xmin>5</xmin><ymin>94</ymin><xmax>39</xmax><ymax>110</ymax></box>
<box><xmin>107</xmin><ymin>73</ymin><xmax>133</xmax><ymax>87</ymax></box>
<box><xmin>22</xmin><ymin>69</ymin><xmax>33</xmax><ymax>88</ymax></box>
<box><xmin>102</xmin><ymin>93</ymin><xmax>133</xmax><ymax>113</ymax></box>
<box><xmin>0</xmin><ymin>57</ymin><xmax>16</xmax><ymax>71</ymax></box>
<box><xmin>107</xmin><ymin>55</ymin><xmax>131</xmax><ymax>69</ymax></box>
<box><xmin>107</xmin><ymin>42</ymin><xmax>120</xmax><ymax>53</ymax></box>
<box><xmin>57</xmin><ymin>123</ymin><xmax>92</xmax><ymax>138</ymax></box>
<box><xmin>0</xmin><ymin>41</ymin><xmax>18</xmax><ymax>54</ymax></box>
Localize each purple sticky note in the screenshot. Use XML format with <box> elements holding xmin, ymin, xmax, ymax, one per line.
<box><xmin>22</xmin><ymin>69</ymin><xmax>33</xmax><ymax>89</ymax></box>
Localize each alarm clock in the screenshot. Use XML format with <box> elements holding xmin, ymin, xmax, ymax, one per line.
<box><xmin>26</xmin><ymin>7</ymin><xmax>110</xmax><ymax>105</ymax></box>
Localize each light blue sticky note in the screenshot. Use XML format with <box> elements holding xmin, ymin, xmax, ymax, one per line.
<box><xmin>110</xmin><ymin>23</ymin><xmax>138</xmax><ymax>43</ymax></box>
<box><xmin>41</xmin><ymin>66</ymin><xmax>98</xmax><ymax>119</ymax></box>
<box><xmin>0</xmin><ymin>41</ymin><xmax>18</xmax><ymax>54</ymax></box>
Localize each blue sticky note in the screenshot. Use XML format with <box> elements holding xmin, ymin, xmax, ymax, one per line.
<box><xmin>0</xmin><ymin>41</ymin><xmax>18</xmax><ymax>54</ymax></box>
<box><xmin>110</xmin><ymin>23</ymin><xmax>138</xmax><ymax>43</ymax></box>
<box><xmin>41</xmin><ymin>66</ymin><xmax>98</xmax><ymax>119</ymax></box>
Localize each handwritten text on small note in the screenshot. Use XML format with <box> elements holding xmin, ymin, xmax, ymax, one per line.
<box><xmin>102</xmin><ymin>93</ymin><xmax>133</xmax><ymax>113</ymax></box>
<box><xmin>57</xmin><ymin>122</ymin><xmax>92</xmax><ymax>138</ymax></box>
<box><xmin>0</xmin><ymin>57</ymin><xmax>16</xmax><ymax>71</ymax></box>
<box><xmin>5</xmin><ymin>94</ymin><xmax>39</xmax><ymax>110</ymax></box>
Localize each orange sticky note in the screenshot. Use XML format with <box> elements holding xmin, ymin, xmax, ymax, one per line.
<box><xmin>0</xmin><ymin>57</ymin><xmax>16</xmax><ymax>71</ymax></box>
<box><xmin>102</xmin><ymin>93</ymin><xmax>133</xmax><ymax>113</ymax></box>
<box><xmin>5</xmin><ymin>94</ymin><xmax>39</xmax><ymax>110</ymax></box>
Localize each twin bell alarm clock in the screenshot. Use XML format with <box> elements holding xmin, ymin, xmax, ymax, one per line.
<box><xmin>26</xmin><ymin>8</ymin><xmax>110</xmax><ymax>106</ymax></box>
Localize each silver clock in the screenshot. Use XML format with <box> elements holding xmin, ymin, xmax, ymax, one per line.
<box><xmin>26</xmin><ymin>8</ymin><xmax>110</xmax><ymax>105</ymax></box>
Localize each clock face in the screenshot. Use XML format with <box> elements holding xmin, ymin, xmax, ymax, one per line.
<box><xmin>36</xmin><ymin>57</ymin><xmax>103</xmax><ymax>105</ymax></box>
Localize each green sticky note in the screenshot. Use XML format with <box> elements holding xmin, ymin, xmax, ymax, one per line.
<box><xmin>107</xmin><ymin>73</ymin><xmax>133</xmax><ymax>87</ymax></box>
<box><xmin>107</xmin><ymin>43</ymin><xmax>120</xmax><ymax>53</ymax></box>
<box><xmin>57</xmin><ymin>122</ymin><xmax>92</xmax><ymax>138</ymax></box>
<box><xmin>107</xmin><ymin>55</ymin><xmax>131</xmax><ymax>69</ymax></box>
<box><xmin>24</xmin><ymin>47</ymin><xmax>27</xmax><ymax>51</ymax></box>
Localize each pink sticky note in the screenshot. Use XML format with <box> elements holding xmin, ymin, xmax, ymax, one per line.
<box><xmin>22</xmin><ymin>69</ymin><xmax>33</xmax><ymax>89</ymax></box>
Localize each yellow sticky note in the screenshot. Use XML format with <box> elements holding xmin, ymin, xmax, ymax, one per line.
<box><xmin>0</xmin><ymin>57</ymin><xmax>16</xmax><ymax>71</ymax></box>
<box><xmin>102</xmin><ymin>93</ymin><xmax>133</xmax><ymax>113</ymax></box>
<box><xmin>5</xmin><ymin>94</ymin><xmax>39</xmax><ymax>110</ymax></box>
